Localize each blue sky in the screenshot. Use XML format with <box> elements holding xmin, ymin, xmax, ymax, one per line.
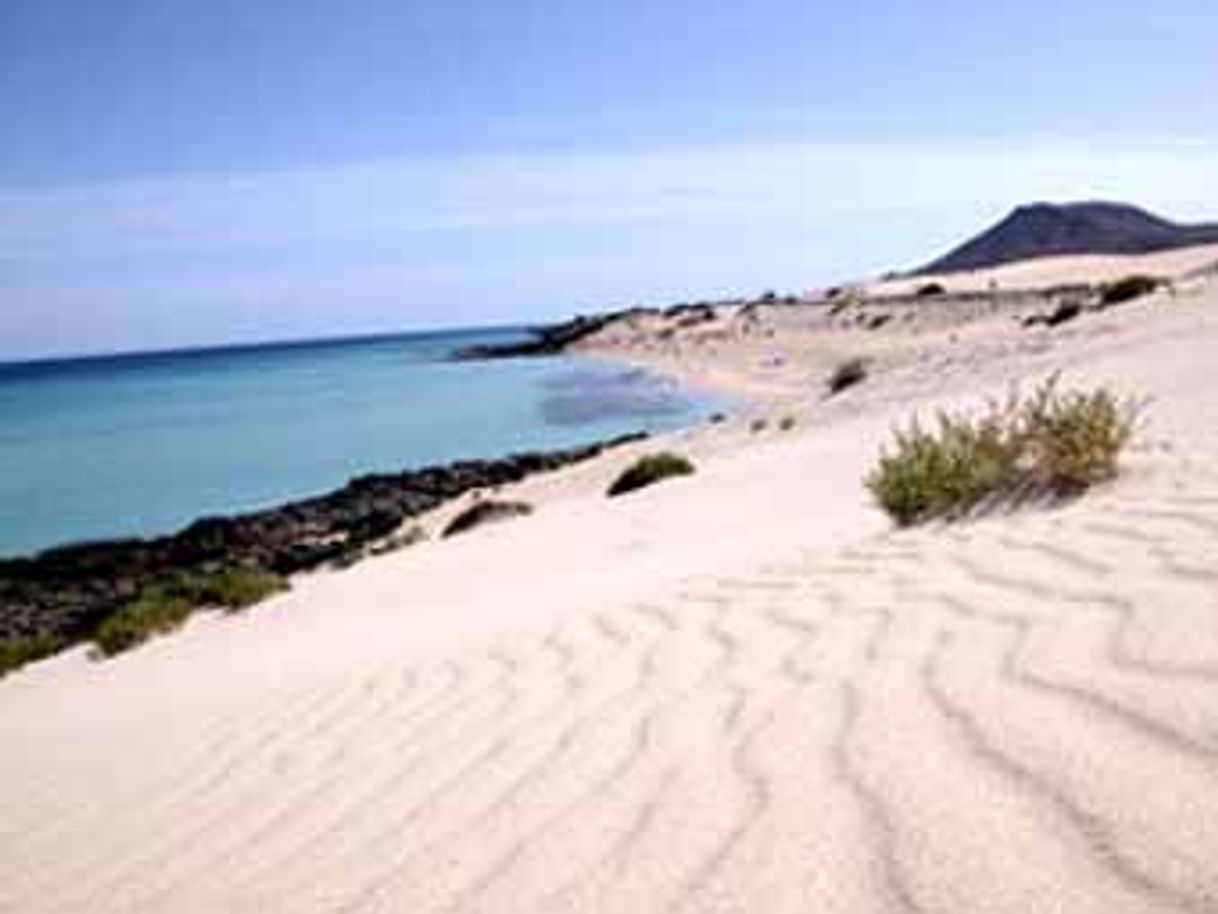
<box><xmin>2</xmin><ymin>0</ymin><xmax>1216</xmax><ymax>359</ymax></box>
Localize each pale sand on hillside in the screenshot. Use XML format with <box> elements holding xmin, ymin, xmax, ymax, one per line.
<box><xmin>2</xmin><ymin>249</ymin><xmax>1218</xmax><ymax>912</ymax></box>
<box><xmin>861</xmin><ymin>242</ymin><xmax>1218</xmax><ymax>297</ymax></box>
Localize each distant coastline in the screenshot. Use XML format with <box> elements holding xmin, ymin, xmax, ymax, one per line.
<box><xmin>0</xmin><ymin>327</ymin><xmax>715</xmax><ymax>557</ymax></box>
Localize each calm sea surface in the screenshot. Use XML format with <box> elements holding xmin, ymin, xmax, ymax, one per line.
<box><xmin>0</xmin><ymin>328</ymin><xmax>719</xmax><ymax>557</ymax></box>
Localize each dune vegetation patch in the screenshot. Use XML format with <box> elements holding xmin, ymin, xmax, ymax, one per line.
<box><xmin>164</xmin><ymin>567</ymin><xmax>288</xmax><ymax>612</ymax></box>
<box><xmin>827</xmin><ymin>357</ymin><xmax>868</xmax><ymax>396</ymax></box>
<box><xmin>867</xmin><ymin>376</ymin><xmax>1139</xmax><ymax>526</ymax></box>
<box><xmin>607</xmin><ymin>453</ymin><xmax>695</xmax><ymax>497</ymax></box>
<box><xmin>92</xmin><ymin>567</ymin><xmax>288</xmax><ymax>657</ymax></box>
<box><xmin>0</xmin><ymin>634</ymin><xmax>65</xmax><ymax>679</ymax></box>
<box><xmin>442</xmin><ymin>500</ymin><xmax>533</xmax><ymax>537</ymax></box>
<box><xmin>1099</xmin><ymin>274</ymin><xmax>1161</xmax><ymax>306</ymax></box>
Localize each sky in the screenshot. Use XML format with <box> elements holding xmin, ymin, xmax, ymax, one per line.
<box><xmin>1</xmin><ymin>0</ymin><xmax>1216</xmax><ymax>360</ymax></box>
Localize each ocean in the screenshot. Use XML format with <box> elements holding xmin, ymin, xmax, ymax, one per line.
<box><xmin>0</xmin><ymin>328</ymin><xmax>719</xmax><ymax>558</ymax></box>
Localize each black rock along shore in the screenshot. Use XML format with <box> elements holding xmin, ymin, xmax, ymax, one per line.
<box><xmin>455</xmin><ymin>313</ymin><xmax>618</xmax><ymax>359</ymax></box>
<box><xmin>0</xmin><ymin>433</ymin><xmax>645</xmax><ymax>643</ymax></box>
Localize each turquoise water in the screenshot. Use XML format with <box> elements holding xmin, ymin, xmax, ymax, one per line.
<box><xmin>0</xmin><ymin>329</ymin><xmax>718</xmax><ymax>557</ymax></box>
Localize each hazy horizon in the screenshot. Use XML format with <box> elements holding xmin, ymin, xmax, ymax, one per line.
<box><xmin>3</xmin><ymin>1</ymin><xmax>1216</xmax><ymax>361</ymax></box>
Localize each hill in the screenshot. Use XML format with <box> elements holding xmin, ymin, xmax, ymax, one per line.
<box><xmin>916</xmin><ymin>201</ymin><xmax>1218</xmax><ymax>275</ymax></box>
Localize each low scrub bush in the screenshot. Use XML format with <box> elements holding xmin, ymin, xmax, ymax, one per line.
<box><xmin>93</xmin><ymin>590</ymin><xmax>194</xmax><ymax>656</ymax></box>
<box><xmin>827</xmin><ymin>358</ymin><xmax>868</xmax><ymax>395</ymax></box>
<box><xmin>0</xmin><ymin>635</ymin><xmax>64</xmax><ymax>678</ymax></box>
<box><xmin>867</xmin><ymin>376</ymin><xmax>1138</xmax><ymax>526</ymax></box>
<box><xmin>779</xmin><ymin>415</ymin><xmax>797</xmax><ymax>431</ymax></box>
<box><xmin>91</xmin><ymin>566</ymin><xmax>288</xmax><ymax>656</ymax></box>
<box><xmin>1017</xmin><ymin>381</ymin><xmax>1137</xmax><ymax>491</ymax></box>
<box><xmin>1100</xmin><ymin>274</ymin><xmax>1160</xmax><ymax>306</ymax></box>
<box><xmin>370</xmin><ymin>525</ymin><xmax>427</xmax><ymax>555</ymax></box>
<box><xmin>607</xmin><ymin>453</ymin><xmax>695</xmax><ymax>497</ymax></box>
<box><xmin>442</xmin><ymin>500</ymin><xmax>533</xmax><ymax>537</ymax></box>
<box><xmin>155</xmin><ymin>567</ymin><xmax>287</xmax><ymax>611</ymax></box>
<box><xmin>916</xmin><ymin>281</ymin><xmax>946</xmax><ymax>297</ymax></box>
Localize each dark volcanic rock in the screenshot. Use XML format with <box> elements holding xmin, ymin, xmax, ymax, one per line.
<box><xmin>0</xmin><ymin>433</ymin><xmax>645</xmax><ymax>643</ymax></box>
<box><xmin>455</xmin><ymin>313</ymin><xmax>625</xmax><ymax>359</ymax></box>
<box><xmin>916</xmin><ymin>202</ymin><xmax>1218</xmax><ymax>275</ymax></box>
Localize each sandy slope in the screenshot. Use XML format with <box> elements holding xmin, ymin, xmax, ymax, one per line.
<box><xmin>862</xmin><ymin>242</ymin><xmax>1218</xmax><ymax>297</ymax></box>
<box><xmin>2</xmin><ymin>256</ymin><xmax>1218</xmax><ymax>913</ymax></box>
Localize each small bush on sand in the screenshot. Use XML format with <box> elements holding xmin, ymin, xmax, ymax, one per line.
<box><xmin>201</xmin><ymin>568</ymin><xmax>287</xmax><ymax>610</ymax></box>
<box><xmin>442</xmin><ymin>500</ymin><xmax>533</xmax><ymax>537</ymax></box>
<box><xmin>607</xmin><ymin>453</ymin><xmax>695</xmax><ymax>497</ymax></box>
<box><xmin>370</xmin><ymin>525</ymin><xmax>427</xmax><ymax>555</ymax></box>
<box><xmin>827</xmin><ymin>358</ymin><xmax>868</xmax><ymax>395</ymax></box>
<box><xmin>750</xmin><ymin>418</ymin><xmax>768</xmax><ymax>433</ymax></box>
<box><xmin>1100</xmin><ymin>274</ymin><xmax>1160</xmax><ymax>306</ymax></box>
<box><xmin>91</xmin><ymin>567</ymin><xmax>288</xmax><ymax>656</ymax></box>
<box><xmin>156</xmin><ymin>567</ymin><xmax>287</xmax><ymax>612</ymax></box>
<box><xmin>93</xmin><ymin>590</ymin><xmax>194</xmax><ymax>656</ymax></box>
<box><xmin>916</xmin><ymin>281</ymin><xmax>946</xmax><ymax>297</ymax></box>
<box><xmin>867</xmin><ymin>376</ymin><xmax>1138</xmax><ymax>526</ymax></box>
<box><xmin>779</xmin><ymin>415</ymin><xmax>797</xmax><ymax>431</ymax></box>
<box><xmin>1017</xmin><ymin>380</ymin><xmax>1138</xmax><ymax>491</ymax></box>
<box><xmin>0</xmin><ymin>635</ymin><xmax>64</xmax><ymax>678</ymax></box>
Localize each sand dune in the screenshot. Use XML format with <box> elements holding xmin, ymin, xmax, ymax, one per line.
<box><xmin>864</xmin><ymin>242</ymin><xmax>1218</xmax><ymax>297</ymax></box>
<box><xmin>2</xmin><ymin>266</ymin><xmax>1218</xmax><ymax>912</ymax></box>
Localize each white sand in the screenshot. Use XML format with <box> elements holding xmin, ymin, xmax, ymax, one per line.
<box><xmin>862</xmin><ymin>242</ymin><xmax>1218</xmax><ymax>297</ymax></box>
<box><xmin>2</xmin><ymin>249</ymin><xmax>1218</xmax><ymax>912</ymax></box>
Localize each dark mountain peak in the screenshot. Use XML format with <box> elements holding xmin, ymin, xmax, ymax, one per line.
<box><xmin>915</xmin><ymin>201</ymin><xmax>1218</xmax><ymax>275</ymax></box>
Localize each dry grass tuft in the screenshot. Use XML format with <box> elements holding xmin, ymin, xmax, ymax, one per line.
<box><xmin>867</xmin><ymin>375</ymin><xmax>1139</xmax><ymax>526</ymax></box>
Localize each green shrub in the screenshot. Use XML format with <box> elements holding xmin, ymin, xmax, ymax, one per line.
<box><xmin>91</xmin><ymin>566</ymin><xmax>288</xmax><ymax>657</ymax></box>
<box><xmin>867</xmin><ymin>376</ymin><xmax>1138</xmax><ymax>525</ymax></box>
<box><xmin>1100</xmin><ymin>274</ymin><xmax>1160</xmax><ymax>306</ymax></box>
<box><xmin>827</xmin><ymin>358</ymin><xmax>868</xmax><ymax>395</ymax></box>
<box><xmin>370</xmin><ymin>525</ymin><xmax>427</xmax><ymax>555</ymax></box>
<box><xmin>0</xmin><ymin>635</ymin><xmax>65</xmax><ymax>678</ymax></box>
<box><xmin>155</xmin><ymin>567</ymin><xmax>287</xmax><ymax>612</ymax></box>
<box><xmin>1016</xmin><ymin>381</ymin><xmax>1137</xmax><ymax>492</ymax></box>
<box><xmin>201</xmin><ymin>568</ymin><xmax>287</xmax><ymax>610</ymax></box>
<box><xmin>442</xmin><ymin>500</ymin><xmax>533</xmax><ymax>537</ymax></box>
<box><xmin>867</xmin><ymin>410</ymin><xmax>1018</xmax><ymax>525</ymax></box>
<box><xmin>607</xmin><ymin>453</ymin><xmax>695</xmax><ymax>497</ymax></box>
<box><xmin>93</xmin><ymin>591</ymin><xmax>194</xmax><ymax>656</ymax></box>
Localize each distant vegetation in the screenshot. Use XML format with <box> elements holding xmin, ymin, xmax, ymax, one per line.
<box><xmin>1100</xmin><ymin>274</ymin><xmax>1161</xmax><ymax>306</ymax></box>
<box><xmin>779</xmin><ymin>415</ymin><xmax>797</xmax><ymax>431</ymax></box>
<box><xmin>442</xmin><ymin>500</ymin><xmax>533</xmax><ymax>537</ymax></box>
<box><xmin>916</xmin><ymin>282</ymin><xmax>946</xmax><ymax>297</ymax></box>
<box><xmin>827</xmin><ymin>358</ymin><xmax>868</xmax><ymax>395</ymax></box>
<box><xmin>607</xmin><ymin>453</ymin><xmax>695</xmax><ymax>496</ymax></box>
<box><xmin>0</xmin><ymin>635</ymin><xmax>64</xmax><ymax>679</ymax></box>
<box><xmin>867</xmin><ymin>376</ymin><xmax>1138</xmax><ymax>526</ymax></box>
<box><xmin>93</xmin><ymin>567</ymin><xmax>288</xmax><ymax>658</ymax></box>
<box><xmin>370</xmin><ymin>524</ymin><xmax>427</xmax><ymax>555</ymax></box>
<box><xmin>93</xmin><ymin>590</ymin><xmax>195</xmax><ymax>657</ymax></box>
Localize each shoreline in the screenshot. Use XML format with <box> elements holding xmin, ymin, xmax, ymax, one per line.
<box><xmin>0</xmin><ymin>432</ymin><xmax>650</xmax><ymax>647</ymax></box>
<box><xmin>4</xmin><ymin>248</ymin><xmax>1218</xmax><ymax>911</ymax></box>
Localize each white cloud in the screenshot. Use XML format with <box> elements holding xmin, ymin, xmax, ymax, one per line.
<box><xmin>2</xmin><ymin>135</ymin><xmax>1216</xmax><ymax>357</ymax></box>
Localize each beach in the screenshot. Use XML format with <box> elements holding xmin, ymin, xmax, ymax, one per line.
<box><xmin>3</xmin><ymin>247</ymin><xmax>1218</xmax><ymax>912</ymax></box>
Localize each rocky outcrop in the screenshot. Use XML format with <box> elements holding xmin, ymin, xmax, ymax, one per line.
<box><xmin>0</xmin><ymin>434</ymin><xmax>644</xmax><ymax>642</ymax></box>
<box><xmin>455</xmin><ymin>314</ymin><xmax>623</xmax><ymax>359</ymax></box>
